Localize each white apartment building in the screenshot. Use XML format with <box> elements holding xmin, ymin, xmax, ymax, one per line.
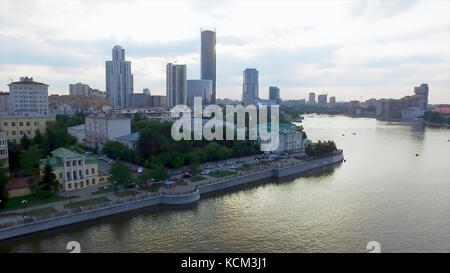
<box><xmin>69</xmin><ymin>83</ymin><xmax>89</xmax><ymax>96</ymax></box>
<box><xmin>85</xmin><ymin>113</ymin><xmax>131</xmax><ymax>150</ymax></box>
<box><xmin>106</xmin><ymin>46</ymin><xmax>133</xmax><ymax>109</ymax></box>
<box><xmin>166</xmin><ymin>63</ymin><xmax>187</xmax><ymax>107</ymax></box>
<box><xmin>8</xmin><ymin>77</ymin><xmax>49</xmax><ymax>114</ymax></box>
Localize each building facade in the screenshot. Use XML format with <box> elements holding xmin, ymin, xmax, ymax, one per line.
<box><xmin>269</xmin><ymin>86</ymin><xmax>281</xmax><ymax>104</ymax></box>
<box><xmin>40</xmin><ymin>147</ymin><xmax>106</xmax><ymax>191</ymax></box>
<box><xmin>0</xmin><ymin>131</ymin><xmax>8</xmax><ymax>170</ymax></box>
<box><xmin>201</xmin><ymin>29</ymin><xmax>216</xmax><ymax>104</ymax></box>
<box><xmin>85</xmin><ymin>113</ymin><xmax>131</xmax><ymax>150</ymax></box>
<box><xmin>106</xmin><ymin>45</ymin><xmax>133</xmax><ymax>109</ymax></box>
<box><xmin>329</xmin><ymin>96</ymin><xmax>336</xmax><ymax>106</ymax></box>
<box><xmin>0</xmin><ymin>92</ymin><xmax>10</xmax><ymax>113</ymax></box>
<box><xmin>187</xmin><ymin>79</ymin><xmax>212</xmax><ymax>106</ymax></box>
<box><xmin>242</xmin><ymin>68</ymin><xmax>259</xmax><ymax>105</ymax></box>
<box><xmin>115</xmin><ymin>132</ymin><xmax>140</xmax><ymax>150</ymax></box>
<box><xmin>67</xmin><ymin>124</ymin><xmax>86</xmax><ymax>144</ymax></box>
<box><xmin>0</xmin><ymin>114</ymin><xmax>55</xmax><ymax>143</ymax></box>
<box><xmin>69</xmin><ymin>83</ymin><xmax>106</xmax><ymax>97</ymax></box>
<box><xmin>317</xmin><ymin>94</ymin><xmax>327</xmax><ymax>105</ymax></box>
<box><xmin>166</xmin><ymin>63</ymin><xmax>187</xmax><ymax>107</ymax></box>
<box><xmin>8</xmin><ymin>77</ymin><xmax>49</xmax><ymax>115</ymax></box>
<box><xmin>308</xmin><ymin>92</ymin><xmax>316</xmax><ymax>104</ymax></box>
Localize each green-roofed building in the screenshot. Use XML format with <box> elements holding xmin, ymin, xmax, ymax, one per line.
<box><xmin>40</xmin><ymin>147</ymin><xmax>107</xmax><ymax>191</ymax></box>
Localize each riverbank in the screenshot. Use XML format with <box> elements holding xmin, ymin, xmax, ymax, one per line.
<box><xmin>0</xmin><ymin>151</ymin><xmax>344</xmax><ymax>241</ymax></box>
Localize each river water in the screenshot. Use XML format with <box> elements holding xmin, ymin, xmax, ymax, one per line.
<box><xmin>1</xmin><ymin>115</ymin><xmax>449</xmax><ymax>253</ymax></box>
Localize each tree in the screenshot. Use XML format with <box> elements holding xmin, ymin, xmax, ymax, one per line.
<box><xmin>20</xmin><ymin>134</ymin><xmax>32</xmax><ymax>150</ymax></box>
<box><xmin>19</xmin><ymin>145</ymin><xmax>42</xmax><ymax>176</ymax></box>
<box><xmin>0</xmin><ymin>160</ymin><xmax>9</xmax><ymax>209</ymax></box>
<box><xmin>109</xmin><ymin>161</ymin><xmax>134</xmax><ymax>191</ymax></box>
<box><xmin>148</xmin><ymin>165</ymin><xmax>169</xmax><ymax>182</ymax></box>
<box><xmin>103</xmin><ymin>141</ymin><xmax>132</xmax><ymax>160</ymax></box>
<box><xmin>40</xmin><ymin>159</ymin><xmax>59</xmax><ymax>193</ymax></box>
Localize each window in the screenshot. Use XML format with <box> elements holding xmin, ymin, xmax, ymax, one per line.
<box><xmin>80</xmin><ymin>181</ymin><xmax>84</xmax><ymax>187</ymax></box>
<box><xmin>91</xmin><ymin>168</ymin><xmax>95</xmax><ymax>174</ymax></box>
<box><xmin>19</xmin><ymin>122</ymin><xmax>23</xmax><ymax>126</ymax></box>
<box><xmin>26</xmin><ymin>130</ymin><xmax>31</xmax><ymax>134</ymax></box>
<box><xmin>68</xmin><ymin>183</ymin><xmax>72</xmax><ymax>189</ymax></box>
<box><xmin>73</xmin><ymin>171</ymin><xmax>77</xmax><ymax>180</ymax></box>
<box><xmin>86</xmin><ymin>169</ymin><xmax>89</xmax><ymax>175</ymax></box>
<box><xmin>3</xmin><ymin>122</ymin><xmax>6</xmax><ymax>127</ymax></box>
<box><xmin>12</xmin><ymin>131</ymin><xmax>16</xmax><ymax>136</ymax></box>
<box><xmin>72</xmin><ymin>160</ymin><xmax>76</xmax><ymax>166</ymax></box>
<box><xmin>79</xmin><ymin>170</ymin><xmax>82</xmax><ymax>178</ymax></box>
<box><xmin>92</xmin><ymin>178</ymin><xmax>95</xmax><ymax>184</ymax></box>
<box><xmin>78</xmin><ymin>160</ymin><xmax>82</xmax><ymax>165</ymax></box>
<box><xmin>86</xmin><ymin>179</ymin><xmax>90</xmax><ymax>186</ymax></box>
<box><xmin>26</xmin><ymin>122</ymin><xmax>30</xmax><ymax>126</ymax></box>
<box><xmin>11</xmin><ymin>122</ymin><xmax>15</xmax><ymax>126</ymax></box>
<box><xmin>67</xmin><ymin>172</ymin><xmax>70</xmax><ymax>180</ymax></box>
<box><xmin>66</xmin><ymin>162</ymin><xmax>70</xmax><ymax>167</ymax></box>
<box><xmin>19</xmin><ymin>131</ymin><xmax>24</xmax><ymax>135</ymax></box>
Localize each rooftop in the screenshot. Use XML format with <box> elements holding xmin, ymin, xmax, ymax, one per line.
<box><xmin>115</xmin><ymin>132</ymin><xmax>140</xmax><ymax>143</ymax></box>
<box><xmin>9</xmin><ymin>77</ymin><xmax>48</xmax><ymax>86</ymax></box>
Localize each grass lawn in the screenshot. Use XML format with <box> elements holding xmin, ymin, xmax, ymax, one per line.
<box><xmin>144</xmin><ymin>183</ymin><xmax>162</xmax><ymax>192</ymax></box>
<box><xmin>24</xmin><ymin>207</ymin><xmax>56</xmax><ymax>217</ymax></box>
<box><xmin>210</xmin><ymin>170</ymin><xmax>235</xmax><ymax>178</ymax></box>
<box><xmin>115</xmin><ymin>190</ymin><xmax>135</xmax><ymax>197</ymax></box>
<box><xmin>3</xmin><ymin>194</ymin><xmax>79</xmax><ymax>212</ymax></box>
<box><xmin>238</xmin><ymin>165</ymin><xmax>252</xmax><ymax>172</ymax></box>
<box><xmin>65</xmin><ymin>197</ymin><xmax>110</xmax><ymax>209</ymax></box>
<box><xmin>190</xmin><ymin>176</ymin><xmax>207</xmax><ymax>182</ymax></box>
<box><xmin>91</xmin><ymin>186</ymin><xmax>113</xmax><ymax>195</ymax></box>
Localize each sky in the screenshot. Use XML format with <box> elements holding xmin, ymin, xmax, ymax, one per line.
<box><xmin>0</xmin><ymin>0</ymin><xmax>449</xmax><ymax>104</ymax></box>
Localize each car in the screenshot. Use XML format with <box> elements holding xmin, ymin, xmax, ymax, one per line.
<box><xmin>108</xmin><ymin>159</ymin><xmax>114</xmax><ymax>164</ymax></box>
<box><xmin>137</xmin><ymin>167</ymin><xmax>143</xmax><ymax>173</ymax></box>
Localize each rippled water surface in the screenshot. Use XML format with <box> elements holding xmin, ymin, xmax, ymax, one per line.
<box><xmin>1</xmin><ymin>115</ymin><xmax>450</xmax><ymax>252</ymax></box>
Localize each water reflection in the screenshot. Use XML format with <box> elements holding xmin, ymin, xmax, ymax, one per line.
<box><xmin>1</xmin><ymin>115</ymin><xmax>450</xmax><ymax>253</ymax></box>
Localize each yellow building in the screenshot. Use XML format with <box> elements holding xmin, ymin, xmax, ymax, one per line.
<box><xmin>0</xmin><ymin>114</ymin><xmax>55</xmax><ymax>144</ymax></box>
<box><xmin>40</xmin><ymin>147</ymin><xmax>107</xmax><ymax>191</ymax></box>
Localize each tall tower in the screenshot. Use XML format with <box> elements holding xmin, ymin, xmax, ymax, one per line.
<box><xmin>105</xmin><ymin>45</ymin><xmax>133</xmax><ymax>109</ymax></box>
<box><xmin>201</xmin><ymin>29</ymin><xmax>216</xmax><ymax>104</ymax></box>
<box><xmin>166</xmin><ymin>63</ymin><xmax>187</xmax><ymax>107</ymax></box>
<box><xmin>242</xmin><ymin>68</ymin><xmax>259</xmax><ymax>105</ymax></box>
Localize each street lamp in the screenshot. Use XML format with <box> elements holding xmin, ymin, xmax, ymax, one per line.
<box><xmin>67</xmin><ymin>189</ymin><xmax>73</xmax><ymax>207</ymax></box>
<box><xmin>103</xmin><ymin>185</ymin><xmax>109</xmax><ymax>199</ymax></box>
<box><xmin>21</xmin><ymin>199</ymin><xmax>28</xmax><ymax>217</ymax></box>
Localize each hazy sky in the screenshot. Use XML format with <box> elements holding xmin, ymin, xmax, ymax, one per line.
<box><xmin>0</xmin><ymin>0</ymin><xmax>449</xmax><ymax>103</ymax></box>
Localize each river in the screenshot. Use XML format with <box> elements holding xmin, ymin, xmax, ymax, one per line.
<box><xmin>1</xmin><ymin>115</ymin><xmax>449</xmax><ymax>253</ymax></box>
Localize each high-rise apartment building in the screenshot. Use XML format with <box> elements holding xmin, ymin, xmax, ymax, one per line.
<box><xmin>308</xmin><ymin>92</ymin><xmax>316</xmax><ymax>104</ymax></box>
<box><xmin>242</xmin><ymin>68</ymin><xmax>259</xmax><ymax>105</ymax></box>
<box><xmin>166</xmin><ymin>63</ymin><xmax>187</xmax><ymax>107</ymax></box>
<box><xmin>269</xmin><ymin>86</ymin><xmax>281</xmax><ymax>104</ymax></box>
<box><xmin>105</xmin><ymin>45</ymin><xmax>133</xmax><ymax>109</ymax></box>
<box><xmin>318</xmin><ymin>94</ymin><xmax>327</xmax><ymax>105</ymax></box>
<box><xmin>8</xmin><ymin>77</ymin><xmax>49</xmax><ymax>114</ymax></box>
<box><xmin>201</xmin><ymin>29</ymin><xmax>216</xmax><ymax>104</ymax></box>
<box><xmin>329</xmin><ymin>96</ymin><xmax>336</xmax><ymax>106</ymax></box>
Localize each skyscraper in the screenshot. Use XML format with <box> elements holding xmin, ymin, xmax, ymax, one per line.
<box><xmin>242</xmin><ymin>68</ymin><xmax>259</xmax><ymax>105</ymax></box>
<box><xmin>413</xmin><ymin>83</ymin><xmax>429</xmax><ymax>111</ymax></box>
<box><xmin>166</xmin><ymin>63</ymin><xmax>187</xmax><ymax>107</ymax></box>
<box><xmin>201</xmin><ymin>29</ymin><xmax>216</xmax><ymax>104</ymax></box>
<box><xmin>187</xmin><ymin>79</ymin><xmax>212</xmax><ymax>106</ymax></box>
<box><xmin>309</xmin><ymin>92</ymin><xmax>316</xmax><ymax>104</ymax></box>
<box><xmin>269</xmin><ymin>86</ymin><xmax>281</xmax><ymax>103</ymax></box>
<box><xmin>105</xmin><ymin>45</ymin><xmax>133</xmax><ymax>109</ymax></box>
<box><xmin>318</xmin><ymin>94</ymin><xmax>327</xmax><ymax>105</ymax></box>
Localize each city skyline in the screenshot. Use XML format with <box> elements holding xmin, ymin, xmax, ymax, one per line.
<box><xmin>0</xmin><ymin>0</ymin><xmax>449</xmax><ymax>104</ymax></box>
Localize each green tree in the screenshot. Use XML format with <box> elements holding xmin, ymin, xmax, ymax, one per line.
<box><xmin>40</xmin><ymin>159</ymin><xmax>59</xmax><ymax>193</ymax></box>
<box><xmin>109</xmin><ymin>161</ymin><xmax>134</xmax><ymax>191</ymax></box>
<box><xmin>0</xmin><ymin>160</ymin><xmax>9</xmax><ymax>209</ymax></box>
<box><xmin>19</xmin><ymin>145</ymin><xmax>42</xmax><ymax>176</ymax></box>
<box><xmin>148</xmin><ymin>165</ymin><xmax>169</xmax><ymax>182</ymax></box>
<box><xmin>20</xmin><ymin>134</ymin><xmax>32</xmax><ymax>150</ymax></box>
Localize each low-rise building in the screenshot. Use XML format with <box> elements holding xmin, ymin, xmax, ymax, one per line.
<box><xmin>40</xmin><ymin>147</ymin><xmax>107</xmax><ymax>191</ymax></box>
<box><xmin>67</xmin><ymin>124</ymin><xmax>86</xmax><ymax>144</ymax></box>
<box><xmin>114</xmin><ymin>132</ymin><xmax>140</xmax><ymax>150</ymax></box>
<box><xmin>0</xmin><ymin>113</ymin><xmax>55</xmax><ymax>144</ymax></box>
<box><xmin>85</xmin><ymin>113</ymin><xmax>131</xmax><ymax>150</ymax></box>
<box><xmin>259</xmin><ymin>123</ymin><xmax>305</xmax><ymax>153</ymax></box>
